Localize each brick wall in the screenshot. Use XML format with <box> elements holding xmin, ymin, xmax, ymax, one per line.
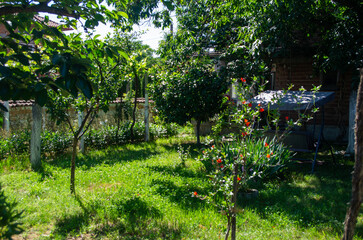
<box><xmin>272</xmin><ymin>56</ymin><xmax>352</xmax><ymax>141</ymax></box>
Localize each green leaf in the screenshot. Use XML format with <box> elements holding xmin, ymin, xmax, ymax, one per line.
<box><xmin>76</xmin><ymin>78</ymin><xmax>93</xmax><ymax>99</ymax></box>
<box><xmin>162</xmin><ymin>1</ymin><xmax>175</xmax><ymax>11</ymax></box>
<box><xmin>36</xmin><ymin>89</ymin><xmax>48</xmax><ymax>106</ymax></box>
<box><xmin>48</xmin><ymin>82</ymin><xmax>59</xmax><ymax>92</ymax></box>
<box><xmin>35</xmin><ymin>82</ymin><xmax>46</xmax><ymax>92</ymax></box>
<box><xmin>14</xmin><ymin>54</ymin><xmax>29</xmax><ymax>66</ymax></box>
<box><xmin>118</xmin><ymin>11</ymin><xmax>129</xmax><ymax>19</ymax></box>
<box><xmin>60</xmin><ymin>63</ymin><xmax>67</xmax><ymax>77</ymax></box>
<box><xmin>0</xmin><ymin>66</ymin><xmax>12</xmax><ymax>77</ymax></box>
<box><xmin>30</xmin><ymin>53</ymin><xmax>42</xmax><ymax>63</ymax></box>
<box><xmin>52</xmin><ymin>54</ymin><xmax>63</xmax><ymax>65</ymax></box>
<box><xmin>38</xmin><ymin>65</ymin><xmax>54</xmax><ymax>75</ymax></box>
<box><xmin>105</xmin><ymin>47</ymin><xmax>114</xmax><ymax>58</ymax></box>
<box><xmin>119</xmin><ymin>51</ymin><xmax>129</xmax><ymax>60</ymax></box>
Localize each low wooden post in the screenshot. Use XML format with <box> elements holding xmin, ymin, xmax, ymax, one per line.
<box><xmin>144</xmin><ymin>73</ymin><xmax>150</xmax><ymax>142</ymax></box>
<box><xmin>30</xmin><ymin>103</ymin><xmax>42</xmax><ymax>170</ymax></box>
<box><xmin>3</xmin><ymin>101</ymin><xmax>9</xmax><ymax>131</ymax></box>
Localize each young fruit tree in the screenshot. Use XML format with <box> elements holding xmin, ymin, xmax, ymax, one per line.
<box><xmin>46</xmin><ymin>34</ymin><xmax>127</xmax><ymax>194</ymax></box>
<box><xmin>150</xmin><ymin>60</ymin><xmax>230</xmax><ymax>144</ymax></box>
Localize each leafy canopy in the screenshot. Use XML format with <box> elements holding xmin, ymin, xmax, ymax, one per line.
<box><xmin>159</xmin><ymin>0</ymin><xmax>361</xmax><ymax>81</ymax></box>
<box><xmin>0</xmin><ymin>0</ymin><xmax>171</xmax><ymax>111</ymax></box>
<box><xmin>150</xmin><ymin>60</ymin><xmax>229</xmax><ymax>126</ymax></box>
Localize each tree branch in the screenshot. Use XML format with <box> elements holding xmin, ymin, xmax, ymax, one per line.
<box><xmin>65</xmin><ymin>114</ymin><xmax>75</xmax><ymax>136</ymax></box>
<box><xmin>79</xmin><ymin>105</ymin><xmax>100</xmax><ymax>139</ymax></box>
<box><xmin>76</xmin><ymin>105</ymin><xmax>94</xmax><ymax>139</ymax></box>
<box><xmin>0</xmin><ymin>4</ymin><xmax>78</xmax><ymax>18</ymax></box>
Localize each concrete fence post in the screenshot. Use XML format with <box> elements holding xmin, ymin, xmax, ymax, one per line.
<box><xmin>30</xmin><ymin>103</ymin><xmax>42</xmax><ymax>170</ymax></box>
<box><xmin>3</xmin><ymin>101</ymin><xmax>9</xmax><ymax>131</ymax></box>
<box><xmin>144</xmin><ymin>73</ymin><xmax>150</xmax><ymax>142</ymax></box>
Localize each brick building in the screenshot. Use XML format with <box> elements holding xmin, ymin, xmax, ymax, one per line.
<box><xmin>271</xmin><ymin>56</ymin><xmax>353</xmax><ymax>142</ymax></box>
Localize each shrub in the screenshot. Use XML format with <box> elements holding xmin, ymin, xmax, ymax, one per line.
<box><xmin>0</xmin><ymin>131</ymin><xmax>30</xmax><ymax>159</ymax></box>
<box><xmin>0</xmin><ymin>183</ymin><xmax>23</xmax><ymax>239</ymax></box>
<box><xmin>200</xmin><ymin>136</ymin><xmax>292</xmax><ymax>187</ymax></box>
<box><xmin>41</xmin><ymin>130</ymin><xmax>72</xmax><ymax>155</ymax></box>
<box><xmin>0</xmin><ymin>121</ymin><xmax>180</xmax><ymax>160</ymax></box>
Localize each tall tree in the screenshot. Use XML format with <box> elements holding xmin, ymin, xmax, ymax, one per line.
<box><xmin>343</xmin><ymin>68</ymin><xmax>363</xmax><ymax>239</ymax></box>
<box><xmin>106</xmin><ymin>30</ymin><xmax>155</xmax><ymax>141</ymax></box>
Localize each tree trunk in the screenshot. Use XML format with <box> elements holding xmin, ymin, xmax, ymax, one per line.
<box><xmin>78</xmin><ymin>111</ymin><xmax>85</xmax><ymax>154</ymax></box>
<box><xmin>70</xmin><ymin>137</ymin><xmax>78</xmax><ymax>195</ymax></box>
<box><xmin>231</xmin><ymin>163</ymin><xmax>239</xmax><ymax>240</ymax></box>
<box><xmin>196</xmin><ymin>120</ymin><xmax>201</xmax><ymax>145</ymax></box>
<box><xmin>225</xmin><ymin>216</ymin><xmax>231</xmax><ymax>240</ymax></box>
<box><xmin>30</xmin><ymin>103</ymin><xmax>42</xmax><ymax>171</ymax></box>
<box><xmin>342</xmin><ymin>68</ymin><xmax>363</xmax><ymax>240</ymax></box>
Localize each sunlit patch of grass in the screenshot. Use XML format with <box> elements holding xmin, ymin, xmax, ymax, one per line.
<box><xmin>0</xmin><ymin>137</ymin><xmax>361</xmax><ymax>239</ymax></box>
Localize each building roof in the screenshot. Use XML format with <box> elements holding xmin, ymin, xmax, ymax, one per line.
<box><xmin>0</xmin><ymin>98</ymin><xmax>153</xmax><ymax>108</ymax></box>
<box><xmin>0</xmin><ymin>100</ymin><xmax>34</xmax><ymax>107</ymax></box>
<box><xmin>33</xmin><ymin>15</ymin><xmax>73</xmax><ymax>31</ymax></box>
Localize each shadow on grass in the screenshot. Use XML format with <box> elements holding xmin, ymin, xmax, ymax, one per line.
<box><xmin>34</xmin><ymin>166</ymin><xmax>54</xmax><ymax>182</ymax></box>
<box><xmin>52</xmin><ymin>195</ymin><xmax>92</xmax><ymax>237</ymax></box>
<box><xmin>151</xmin><ymin>178</ymin><xmax>209</xmax><ymax>210</ymax></box>
<box><xmin>147</xmin><ymin>164</ymin><xmax>205</xmax><ymax>179</ymax></box>
<box><xmin>113</xmin><ymin>195</ymin><xmax>162</xmax><ymax>228</ymax></box>
<box><xmin>239</xmin><ymin>162</ymin><xmax>354</xmax><ymax>236</ymax></box>
<box><xmin>45</xmin><ymin>140</ymin><xmax>205</xmax><ymax>171</ymax></box>
<box><xmin>53</xmin><ymin>211</ymin><xmax>90</xmax><ymax>237</ymax></box>
<box><xmin>47</xmin><ymin>142</ymin><xmax>164</xmax><ymax>169</ymax></box>
<box><xmin>52</xmin><ymin>194</ymin><xmax>182</xmax><ymax>239</ymax></box>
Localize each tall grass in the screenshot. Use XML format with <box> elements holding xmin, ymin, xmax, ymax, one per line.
<box><xmin>0</xmin><ymin>136</ymin><xmax>361</xmax><ymax>239</ymax></box>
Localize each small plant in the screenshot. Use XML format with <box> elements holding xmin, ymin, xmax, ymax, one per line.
<box><xmin>200</xmin><ymin>137</ymin><xmax>292</xmax><ymax>185</ymax></box>
<box><xmin>41</xmin><ymin>130</ymin><xmax>72</xmax><ymax>156</ymax></box>
<box><xmin>0</xmin><ymin>183</ymin><xmax>23</xmax><ymax>239</ymax></box>
<box><xmin>177</xmin><ymin>144</ymin><xmax>191</xmax><ymax>167</ymax></box>
<box><xmin>197</xmin><ymin>136</ymin><xmax>291</xmax><ymax>240</ymax></box>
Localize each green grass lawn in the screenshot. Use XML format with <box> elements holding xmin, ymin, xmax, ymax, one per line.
<box><xmin>1</xmin><ymin>135</ymin><xmax>362</xmax><ymax>239</ymax></box>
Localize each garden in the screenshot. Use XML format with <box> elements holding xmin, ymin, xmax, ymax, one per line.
<box><xmin>0</xmin><ymin>124</ymin><xmax>360</xmax><ymax>239</ymax></box>
<box><xmin>1</xmin><ymin>0</ymin><xmax>362</xmax><ymax>240</ymax></box>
